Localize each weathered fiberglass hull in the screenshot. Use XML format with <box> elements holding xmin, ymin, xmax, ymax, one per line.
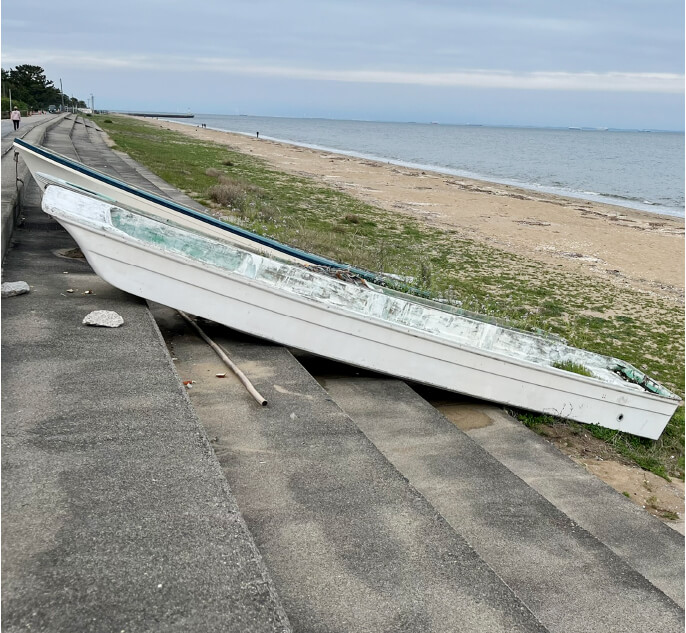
<box><xmin>41</xmin><ymin>184</ymin><xmax>681</xmax><ymax>439</ymax></box>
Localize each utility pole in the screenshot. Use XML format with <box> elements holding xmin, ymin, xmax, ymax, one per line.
<box><xmin>9</xmin><ymin>88</ymin><xmax>12</xmax><ymax>111</ymax></box>
<box><xmin>60</xmin><ymin>79</ymin><xmax>65</xmax><ymax>112</ymax></box>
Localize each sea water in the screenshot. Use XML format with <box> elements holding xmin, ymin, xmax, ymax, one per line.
<box><xmin>169</xmin><ymin>114</ymin><xmax>684</xmax><ymax>218</ymax></box>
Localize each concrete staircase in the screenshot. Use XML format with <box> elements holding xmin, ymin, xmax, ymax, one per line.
<box><xmin>320</xmin><ymin>372</ymin><xmax>685</xmax><ymax>627</ymax></box>
<box><xmin>3</xmin><ymin>115</ymin><xmax>683</xmax><ymax>632</ymax></box>
<box><xmin>163</xmin><ymin>318</ymin><xmax>684</xmax><ymax>633</ymax></box>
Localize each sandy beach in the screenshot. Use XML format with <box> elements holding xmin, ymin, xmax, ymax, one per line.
<box><xmin>145</xmin><ymin>118</ymin><xmax>684</xmax><ymax>301</ymax></box>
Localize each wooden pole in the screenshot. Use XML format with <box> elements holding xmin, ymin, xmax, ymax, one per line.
<box><xmin>177</xmin><ymin>311</ymin><xmax>267</xmax><ymax>406</ymax></box>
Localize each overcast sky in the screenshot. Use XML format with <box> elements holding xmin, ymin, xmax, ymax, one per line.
<box><xmin>2</xmin><ymin>0</ymin><xmax>684</xmax><ymax>129</ymax></box>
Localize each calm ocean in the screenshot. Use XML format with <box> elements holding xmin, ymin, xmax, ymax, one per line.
<box><xmin>170</xmin><ymin>114</ymin><xmax>685</xmax><ymax>218</ymax></box>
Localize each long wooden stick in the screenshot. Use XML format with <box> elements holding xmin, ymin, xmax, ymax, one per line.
<box><xmin>178</xmin><ymin>311</ymin><xmax>268</xmax><ymax>406</ymax></box>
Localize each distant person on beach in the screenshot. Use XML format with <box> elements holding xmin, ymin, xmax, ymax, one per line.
<box><xmin>256</xmin><ymin>131</ymin><xmax>259</xmax><ymax>139</ymax></box>
<box><xmin>10</xmin><ymin>107</ymin><xmax>21</xmax><ymax>130</ymax></box>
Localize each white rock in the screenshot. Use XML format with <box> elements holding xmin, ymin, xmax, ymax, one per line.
<box><xmin>82</xmin><ymin>310</ymin><xmax>124</xmax><ymax>328</ymax></box>
<box><xmin>1</xmin><ymin>281</ymin><xmax>30</xmax><ymax>297</ymax></box>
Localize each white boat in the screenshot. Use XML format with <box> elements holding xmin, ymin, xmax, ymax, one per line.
<box><xmin>13</xmin><ymin>138</ymin><xmax>361</xmax><ymax>271</ymax></box>
<box><xmin>41</xmin><ymin>183</ymin><xmax>681</xmax><ymax>439</ymax></box>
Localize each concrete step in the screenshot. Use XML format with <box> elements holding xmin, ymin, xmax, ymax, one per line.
<box><xmin>41</xmin><ymin>116</ymin><xmax>81</xmax><ymax>160</ymax></box>
<box><xmin>154</xmin><ymin>309</ymin><xmax>550</xmax><ymax>632</ymax></box>
<box><xmin>315</xmin><ymin>370</ymin><xmax>684</xmax><ymax>633</ymax></box>
<box><xmin>447</xmin><ymin>399</ymin><xmax>685</xmax><ymax>606</ymax></box>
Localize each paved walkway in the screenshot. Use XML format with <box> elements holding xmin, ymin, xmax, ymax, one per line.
<box><xmin>1</xmin><ymin>113</ymin><xmax>59</xmax><ymax>152</ymax></box>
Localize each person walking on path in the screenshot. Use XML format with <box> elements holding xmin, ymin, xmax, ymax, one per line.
<box><xmin>10</xmin><ymin>107</ymin><xmax>21</xmax><ymax>131</ymax></box>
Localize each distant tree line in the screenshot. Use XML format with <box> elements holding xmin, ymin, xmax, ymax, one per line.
<box><xmin>1</xmin><ymin>64</ymin><xmax>87</xmax><ymax>115</ymax></box>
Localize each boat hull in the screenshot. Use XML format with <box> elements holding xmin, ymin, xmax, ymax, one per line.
<box><xmin>42</xmin><ymin>185</ymin><xmax>680</xmax><ymax>439</ymax></box>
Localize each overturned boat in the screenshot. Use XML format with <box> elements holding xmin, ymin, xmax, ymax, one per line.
<box><xmin>41</xmin><ymin>182</ymin><xmax>681</xmax><ymax>439</ymax></box>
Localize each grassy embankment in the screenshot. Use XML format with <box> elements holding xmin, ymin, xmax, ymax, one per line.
<box><xmin>94</xmin><ymin>114</ymin><xmax>684</xmax><ymax>480</ymax></box>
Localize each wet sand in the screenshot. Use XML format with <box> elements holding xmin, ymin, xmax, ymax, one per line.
<box><xmin>144</xmin><ymin>118</ymin><xmax>684</xmax><ymax>301</ymax></box>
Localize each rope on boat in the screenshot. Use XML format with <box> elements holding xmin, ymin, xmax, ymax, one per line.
<box><xmin>177</xmin><ymin>311</ymin><xmax>268</xmax><ymax>406</ymax></box>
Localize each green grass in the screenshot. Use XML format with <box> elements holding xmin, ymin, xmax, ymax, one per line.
<box><xmin>95</xmin><ymin>114</ymin><xmax>685</xmax><ymax>479</ymax></box>
<box><xmin>660</xmin><ymin>510</ymin><xmax>680</xmax><ymax>520</ymax></box>
<box><xmin>552</xmin><ymin>361</ymin><xmax>594</xmax><ymax>378</ymax></box>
